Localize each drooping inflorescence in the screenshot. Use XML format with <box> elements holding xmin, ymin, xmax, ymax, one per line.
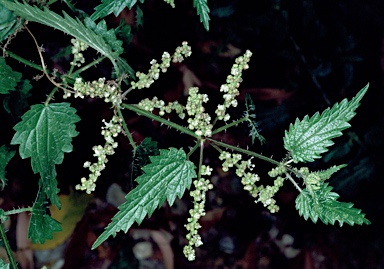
<box><xmin>183</xmin><ymin>165</ymin><xmax>213</xmax><ymax>261</ymax></box>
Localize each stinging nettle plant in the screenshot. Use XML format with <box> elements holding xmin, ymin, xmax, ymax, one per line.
<box><xmin>0</xmin><ymin>0</ymin><xmax>371</xmax><ymax>267</ymax></box>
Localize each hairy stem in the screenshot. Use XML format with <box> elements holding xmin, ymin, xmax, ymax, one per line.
<box><xmin>207</xmin><ymin>138</ymin><xmax>280</xmax><ymax>166</ymax></box>
<box><xmin>187</xmin><ymin>141</ymin><xmax>200</xmax><ymax>159</ymax></box>
<box><xmin>122</xmin><ymin>104</ymin><xmax>200</xmax><ymax>139</ymax></box>
<box><xmin>212</xmin><ymin>117</ymin><xmax>248</xmax><ymax>135</ymax></box>
<box><xmin>285</xmin><ymin>172</ymin><xmax>303</xmax><ymax>193</ymax></box>
<box><xmin>72</xmin><ymin>56</ymin><xmax>107</xmax><ymax>76</ymax></box>
<box><xmin>0</xmin><ymin>223</ymin><xmax>18</xmax><ymax>269</ymax></box>
<box><xmin>117</xmin><ymin>108</ymin><xmax>137</xmax><ymax>151</ymax></box>
<box><xmin>5</xmin><ymin>207</ymin><xmax>33</xmax><ymax>216</ymax></box>
<box><xmin>4</xmin><ymin>50</ymin><xmax>45</xmax><ymax>72</ymax></box>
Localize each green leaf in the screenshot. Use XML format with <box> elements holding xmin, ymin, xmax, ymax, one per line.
<box><xmin>28</xmin><ymin>192</ymin><xmax>62</xmax><ymax>244</ymax></box>
<box><xmin>245</xmin><ymin>93</ymin><xmax>265</xmax><ymax>145</ymax></box>
<box><xmin>0</xmin><ymin>259</ymin><xmax>10</xmax><ymax>269</ymax></box>
<box><xmin>317</xmin><ymin>164</ymin><xmax>347</xmax><ymax>181</ymax></box>
<box><xmin>90</xmin><ymin>0</ymin><xmax>138</xmax><ymax>21</ymax></box>
<box><xmin>132</xmin><ymin>137</ymin><xmax>159</xmax><ymax>179</ymax></box>
<box><xmin>3</xmin><ymin>79</ymin><xmax>32</xmax><ymax>122</ymax></box>
<box><xmin>0</xmin><ymin>57</ymin><xmax>22</xmax><ymax>94</ymax></box>
<box><xmin>135</xmin><ymin>5</ymin><xmax>143</xmax><ymax>28</ymax></box>
<box><xmin>40</xmin><ymin>165</ymin><xmax>61</xmax><ymax>209</ymax></box>
<box><xmin>0</xmin><ymin>3</ymin><xmax>23</xmax><ymax>42</ymax></box>
<box><xmin>284</xmin><ymin>84</ymin><xmax>369</xmax><ymax>163</ymax></box>
<box><xmin>11</xmin><ymin>103</ymin><xmax>80</xmax><ymax>174</ymax></box>
<box><xmin>0</xmin><ymin>0</ymin><xmax>133</xmax><ymax>77</ymax></box>
<box><xmin>295</xmin><ymin>183</ymin><xmax>370</xmax><ymax>226</ymax></box>
<box><xmin>193</xmin><ymin>0</ymin><xmax>210</xmax><ymax>31</ymax></box>
<box><xmin>0</xmin><ymin>145</ymin><xmax>16</xmax><ymax>190</ymax></box>
<box><xmin>92</xmin><ymin>148</ymin><xmax>196</xmax><ymax>249</ymax></box>
<box><xmin>116</xmin><ymin>19</ymin><xmax>133</xmax><ymax>45</ymax></box>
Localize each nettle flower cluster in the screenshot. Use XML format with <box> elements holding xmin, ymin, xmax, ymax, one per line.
<box><xmin>131</xmin><ymin>41</ymin><xmax>192</xmax><ymax>90</ymax></box>
<box><xmin>75</xmin><ymin>115</ymin><xmax>123</xmax><ymax>194</ymax></box>
<box><xmin>70</xmin><ymin>38</ymin><xmax>88</xmax><ymax>67</ymax></box>
<box><xmin>183</xmin><ymin>165</ymin><xmax>214</xmax><ymax>261</ymax></box>
<box><xmin>137</xmin><ymin>49</ymin><xmax>252</xmax><ymax>138</ymax></box>
<box><xmin>219</xmin><ymin>151</ymin><xmax>285</xmax><ymax>213</ymax></box>
<box><xmin>66</xmin><ymin>78</ymin><xmax>122</xmax><ymax>107</ymax></box>
<box><xmin>215</xmin><ymin>50</ymin><xmax>252</xmax><ymax>121</ymax></box>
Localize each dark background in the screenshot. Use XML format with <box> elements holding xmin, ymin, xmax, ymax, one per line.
<box><xmin>1</xmin><ymin>0</ymin><xmax>384</xmax><ymax>268</ymax></box>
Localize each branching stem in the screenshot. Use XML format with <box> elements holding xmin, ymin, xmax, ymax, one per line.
<box><xmin>117</xmin><ymin>107</ymin><xmax>137</xmax><ymax>150</ymax></box>
<box><xmin>207</xmin><ymin>138</ymin><xmax>280</xmax><ymax>166</ymax></box>
<box><xmin>212</xmin><ymin>117</ymin><xmax>248</xmax><ymax>135</ymax></box>
<box><xmin>122</xmin><ymin>104</ymin><xmax>200</xmax><ymax>139</ymax></box>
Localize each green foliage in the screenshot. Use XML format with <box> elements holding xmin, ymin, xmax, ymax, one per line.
<box><xmin>244</xmin><ymin>93</ymin><xmax>265</xmax><ymax>145</ymax></box>
<box><xmin>92</xmin><ymin>148</ymin><xmax>196</xmax><ymax>249</ymax></box>
<box><xmin>3</xmin><ymin>79</ymin><xmax>32</xmax><ymax>122</ymax></box>
<box><xmin>11</xmin><ymin>103</ymin><xmax>80</xmax><ymax>207</ymax></box>
<box><xmin>295</xmin><ymin>182</ymin><xmax>370</xmax><ymax>226</ymax></box>
<box><xmin>28</xmin><ymin>192</ymin><xmax>62</xmax><ymax>244</ymax></box>
<box><xmin>0</xmin><ymin>57</ymin><xmax>21</xmax><ymax>94</ymax></box>
<box><xmin>193</xmin><ymin>0</ymin><xmax>210</xmax><ymax>31</ymax></box>
<box><xmin>0</xmin><ymin>259</ymin><xmax>10</xmax><ymax>269</ymax></box>
<box><xmin>135</xmin><ymin>5</ymin><xmax>144</xmax><ymax>28</ymax></box>
<box><xmin>0</xmin><ymin>0</ymin><xmax>133</xmax><ymax>77</ymax></box>
<box><xmin>0</xmin><ymin>145</ymin><xmax>15</xmax><ymax>190</ymax></box>
<box><xmin>317</xmin><ymin>164</ymin><xmax>347</xmax><ymax>181</ymax></box>
<box><xmin>132</xmin><ymin>137</ymin><xmax>159</xmax><ymax>180</ymax></box>
<box><xmin>0</xmin><ymin>4</ymin><xmax>23</xmax><ymax>42</ymax></box>
<box><xmin>91</xmin><ymin>0</ymin><xmax>140</xmax><ymax>21</ymax></box>
<box><xmin>284</xmin><ymin>84</ymin><xmax>369</xmax><ymax>163</ymax></box>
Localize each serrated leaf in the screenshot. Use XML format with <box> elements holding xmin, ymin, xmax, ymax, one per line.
<box><xmin>0</xmin><ymin>3</ymin><xmax>23</xmax><ymax>42</ymax></box>
<box><xmin>40</xmin><ymin>165</ymin><xmax>61</xmax><ymax>209</ymax></box>
<box><xmin>295</xmin><ymin>183</ymin><xmax>370</xmax><ymax>226</ymax></box>
<box><xmin>28</xmin><ymin>192</ymin><xmax>62</xmax><ymax>244</ymax></box>
<box><xmin>0</xmin><ymin>57</ymin><xmax>22</xmax><ymax>94</ymax></box>
<box><xmin>317</xmin><ymin>164</ymin><xmax>347</xmax><ymax>181</ymax></box>
<box><xmin>0</xmin><ymin>145</ymin><xmax>16</xmax><ymax>190</ymax></box>
<box><xmin>11</xmin><ymin>103</ymin><xmax>80</xmax><ymax>174</ymax></box>
<box><xmin>135</xmin><ymin>5</ymin><xmax>143</xmax><ymax>28</ymax></box>
<box><xmin>284</xmin><ymin>84</ymin><xmax>369</xmax><ymax>163</ymax></box>
<box><xmin>0</xmin><ymin>0</ymin><xmax>132</xmax><ymax>77</ymax></box>
<box><xmin>193</xmin><ymin>0</ymin><xmax>210</xmax><ymax>31</ymax></box>
<box><xmin>3</xmin><ymin>79</ymin><xmax>32</xmax><ymax>122</ymax></box>
<box><xmin>90</xmin><ymin>0</ymin><xmax>138</xmax><ymax>21</ymax></box>
<box><xmin>84</xmin><ymin>18</ymin><xmax>124</xmax><ymax>55</ymax></box>
<box><xmin>92</xmin><ymin>148</ymin><xmax>196</xmax><ymax>249</ymax></box>
<box><xmin>245</xmin><ymin>94</ymin><xmax>265</xmax><ymax>145</ymax></box>
<box><xmin>132</xmin><ymin>137</ymin><xmax>159</xmax><ymax>179</ymax></box>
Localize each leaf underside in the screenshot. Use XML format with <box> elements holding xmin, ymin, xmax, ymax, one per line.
<box><xmin>284</xmin><ymin>84</ymin><xmax>369</xmax><ymax>163</ymax></box>
<box><xmin>295</xmin><ymin>183</ymin><xmax>370</xmax><ymax>226</ymax></box>
<box><xmin>92</xmin><ymin>148</ymin><xmax>196</xmax><ymax>249</ymax></box>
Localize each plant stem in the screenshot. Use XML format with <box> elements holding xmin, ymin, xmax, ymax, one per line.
<box><xmin>285</xmin><ymin>172</ymin><xmax>303</xmax><ymax>193</ymax></box>
<box><xmin>45</xmin><ymin>87</ymin><xmax>59</xmax><ymax>105</ymax></box>
<box><xmin>197</xmin><ymin>140</ymin><xmax>204</xmax><ymax>180</ymax></box>
<box><xmin>117</xmin><ymin>107</ymin><xmax>137</xmax><ymax>150</ymax></box>
<box><xmin>212</xmin><ymin>117</ymin><xmax>248</xmax><ymax>135</ymax></box>
<box><xmin>5</xmin><ymin>207</ymin><xmax>33</xmax><ymax>216</ymax></box>
<box><xmin>187</xmin><ymin>141</ymin><xmax>200</xmax><ymax>159</ymax></box>
<box><xmin>5</xmin><ymin>50</ymin><xmax>45</xmax><ymax>72</ymax></box>
<box><xmin>0</xmin><ymin>223</ymin><xmax>18</xmax><ymax>269</ymax></box>
<box><xmin>72</xmin><ymin>56</ymin><xmax>107</xmax><ymax>76</ymax></box>
<box><xmin>122</xmin><ymin>104</ymin><xmax>200</xmax><ymax>139</ymax></box>
<box><xmin>207</xmin><ymin>138</ymin><xmax>281</xmax><ymax>166</ymax></box>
